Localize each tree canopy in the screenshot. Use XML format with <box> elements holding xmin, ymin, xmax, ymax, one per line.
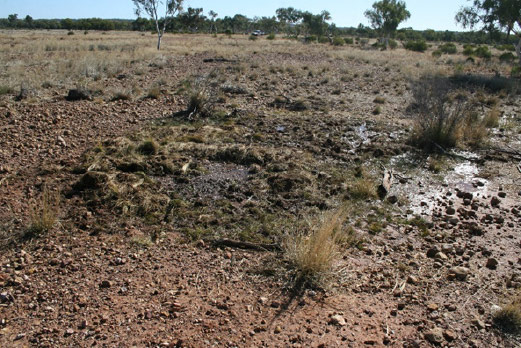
<box><xmin>456</xmin><ymin>0</ymin><xmax>521</xmax><ymax>65</ymax></box>
<box><xmin>365</xmin><ymin>0</ymin><xmax>410</xmax><ymax>44</ymax></box>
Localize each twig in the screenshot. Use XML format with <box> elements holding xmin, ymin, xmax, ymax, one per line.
<box><xmin>208</xmin><ymin>238</ymin><xmax>281</xmax><ymax>252</ymax></box>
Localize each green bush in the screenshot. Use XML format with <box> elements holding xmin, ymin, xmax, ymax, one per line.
<box><xmin>475</xmin><ymin>46</ymin><xmax>492</xmax><ymax>59</ymax></box>
<box><xmin>332</xmin><ymin>37</ymin><xmax>344</xmax><ymax>46</ymax></box>
<box><xmin>405</xmin><ymin>40</ymin><xmax>428</xmax><ymax>52</ymax></box>
<box><xmin>266</xmin><ymin>33</ymin><xmax>275</xmax><ymax>40</ymax></box>
<box><xmin>249</xmin><ymin>35</ymin><xmax>258</xmax><ymax>41</ymax></box>
<box><xmin>439</xmin><ymin>42</ymin><xmax>457</xmax><ymax>54</ymax></box>
<box><xmin>496</xmin><ymin>44</ymin><xmax>515</xmax><ymax>52</ymax></box>
<box><xmin>432</xmin><ymin>50</ymin><xmax>442</xmax><ymax>58</ymax></box>
<box><xmin>304</xmin><ymin>35</ymin><xmax>317</xmax><ymax>43</ymax></box>
<box><xmin>463</xmin><ymin>45</ymin><xmax>475</xmax><ymax>56</ymax></box>
<box><xmin>499</xmin><ymin>52</ymin><xmax>515</xmax><ymax>63</ymax></box>
<box><xmin>512</xmin><ymin>66</ymin><xmax>521</xmax><ymax>78</ymax></box>
<box><xmin>0</xmin><ymin>85</ymin><xmax>13</xmax><ymax>95</ymax></box>
<box><xmin>388</xmin><ymin>39</ymin><xmax>398</xmax><ymax>49</ymax></box>
<box><xmin>318</xmin><ymin>36</ymin><xmax>330</xmax><ymax>44</ymax></box>
<box><xmin>344</xmin><ymin>37</ymin><xmax>354</xmax><ymax>45</ymax></box>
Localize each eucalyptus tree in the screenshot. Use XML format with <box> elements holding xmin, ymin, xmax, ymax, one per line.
<box><xmin>365</xmin><ymin>0</ymin><xmax>411</xmax><ymax>47</ymax></box>
<box><xmin>133</xmin><ymin>0</ymin><xmax>183</xmax><ymax>50</ymax></box>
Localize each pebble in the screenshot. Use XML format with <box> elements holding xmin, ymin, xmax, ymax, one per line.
<box><xmin>448</xmin><ymin>266</ymin><xmax>470</xmax><ymax>281</ymax></box>
<box><xmin>486</xmin><ymin>258</ymin><xmax>498</xmax><ymax>270</ymax></box>
<box><xmin>329</xmin><ymin>314</ymin><xmax>346</xmax><ymax>326</ymax></box>
<box><xmin>99</xmin><ymin>280</ymin><xmax>112</xmax><ymax>289</ymax></box>
<box><xmin>424</xmin><ymin>327</ymin><xmax>444</xmax><ymax>345</ymax></box>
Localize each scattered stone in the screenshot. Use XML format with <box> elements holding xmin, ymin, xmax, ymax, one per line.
<box><xmin>472</xmin><ymin>318</ymin><xmax>486</xmax><ymax>330</ymax></box>
<box><xmin>498</xmin><ymin>192</ymin><xmax>506</xmax><ymax>198</ymax></box>
<box><xmin>424</xmin><ymin>327</ymin><xmax>444</xmax><ymax>345</ymax></box>
<box><xmin>407</xmin><ymin>275</ymin><xmax>419</xmax><ymax>285</ymax></box>
<box><xmin>427</xmin><ymin>303</ymin><xmax>439</xmax><ymax>311</ymax></box>
<box><xmin>99</xmin><ymin>280</ymin><xmax>112</xmax><ymax>289</ymax></box>
<box><xmin>446</xmin><ymin>207</ymin><xmax>456</xmax><ymax>215</ymax></box>
<box><xmin>491</xmin><ymin>196</ymin><xmax>501</xmax><ymax>207</ymax></box>
<box><xmin>448</xmin><ymin>266</ymin><xmax>470</xmax><ymax>281</ymax></box>
<box><xmin>486</xmin><ymin>258</ymin><xmax>498</xmax><ymax>270</ymax></box>
<box><xmin>66</xmin><ymin>88</ymin><xmax>92</xmax><ymax>101</ymax></box>
<box><xmin>443</xmin><ymin>329</ymin><xmax>457</xmax><ymax>341</ymax></box>
<box><xmin>329</xmin><ymin>314</ymin><xmax>346</xmax><ymax>326</ymax></box>
<box><xmin>427</xmin><ymin>247</ymin><xmax>439</xmax><ymax>258</ymax></box>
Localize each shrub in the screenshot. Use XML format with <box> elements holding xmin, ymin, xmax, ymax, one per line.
<box><xmin>266</xmin><ymin>33</ymin><xmax>275</xmax><ymax>40</ymax></box>
<box><xmin>332</xmin><ymin>37</ymin><xmax>345</xmax><ymax>46</ymax></box>
<box><xmin>146</xmin><ymin>87</ymin><xmax>161</xmax><ymax>99</ymax></box>
<box><xmin>304</xmin><ymin>35</ymin><xmax>317</xmax><ymax>43</ymax></box>
<box><xmin>318</xmin><ymin>36</ymin><xmax>330</xmax><ymax>44</ymax></box>
<box><xmin>439</xmin><ymin>42</ymin><xmax>457</xmax><ymax>54</ymax></box>
<box><xmin>111</xmin><ymin>91</ymin><xmax>132</xmax><ymax>101</ymax></box>
<box><xmin>27</xmin><ymin>186</ymin><xmax>59</xmax><ymax>237</ymax></box>
<box><xmin>388</xmin><ymin>39</ymin><xmax>398</xmax><ymax>49</ymax></box>
<box><xmin>67</xmin><ymin>31</ymin><xmax>74</xmax><ymax>35</ymax></box>
<box><xmin>138</xmin><ymin>139</ymin><xmax>159</xmax><ymax>156</ymax></box>
<box><xmin>499</xmin><ymin>52</ymin><xmax>516</xmax><ymax>63</ymax></box>
<box><xmin>475</xmin><ymin>46</ymin><xmax>492</xmax><ymax>59</ymax></box>
<box><xmin>463</xmin><ymin>45</ymin><xmax>475</xmax><ymax>56</ymax></box>
<box><xmin>409</xmin><ymin>76</ymin><xmax>472</xmax><ymax>151</ymax></box>
<box><xmin>285</xmin><ymin>210</ymin><xmax>345</xmax><ymax>288</ymax></box>
<box><xmin>0</xmin><ymin>85</ymin><xmax>13</xmax><ymax>95</ymax></box>
<box><xmin>372</xmin><ymin>106</ymin><xmax>382</xmax><ymax>115</ymax></box>
<box><xmin>432</xmin><ymin>50</ymin><xmax>442</xmax><ymax>58</ymax></box>
<box><xmin>496</xmin><ymin>44</ymin><xmax>515</xmax><ymax>52</ymax></box>
<box><xmin>248</xmin><ymin>35</ymin><xmax>257</xmax><ymax>41</ymax></box>
<box><xmin>405</xmin><ymin>40</ymin><xmax>428</xmax><ymax>52</ymax></box>
<box><xmin>512</xmin><ymin>66</ymin><xmax>521</xmax><ymax>78</ymax></box>
<box><xmin>493</xmin><ymin>297</ymin><xmax>521</xmax><ymax>335</ymax></box>
<box><xmin>349</xmin><ymin>177</ymin><xmax>377</xmax><ymax>200</ymax></box>
<box><xmin>344</xmin><ymin>37</ymin><xmax>354</xmax><ymax>45</ymax></box>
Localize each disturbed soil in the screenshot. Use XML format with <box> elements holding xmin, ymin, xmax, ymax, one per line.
<box><xmin>1</xmin><ymin>32</ymin><xmax>521</xmax><ymax>347</ymax></box>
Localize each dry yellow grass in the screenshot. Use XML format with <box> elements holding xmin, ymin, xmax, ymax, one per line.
<box><xmin>285</xmin><ymin>209</ymin><xmax>346</xmax><ymax>287</ymax></box>
<box><xmin>28</xmin><ymin>185</ymin><xmax>60</xmax><ymax>237</ymax></box>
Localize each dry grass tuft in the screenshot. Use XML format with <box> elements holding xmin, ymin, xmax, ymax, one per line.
<box><xmin>27</xmin><ymin>185</ymin><xmax>60</xmax><ymax>237</ymax></box>
<box><xmin>285</xmin><ymin>209</ymin><xmax>345</xmax><ymax>288</ymax></box>
<box><xmin>349</xmin><ymin>177</ymin><xmax>378</xmax><ymax>200</ymax></box>
<box><xmin>494</xmin><ymin>295</ymin><xmax>521</xmax><ymax>335</ymax></box>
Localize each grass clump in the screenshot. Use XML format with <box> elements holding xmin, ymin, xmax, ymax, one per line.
<box><xmin>0</xmin><ymin>85</ymin><xmax>13</xmax><ymax>95</ymax></box>
<box><xmin>266</xmin><ymin>33</ymin><xmax>276</xmax><ymax>40</ymax></box>
<box><xmin>27</xmin><ymin>186</ymin><xmax>59</xmax><ymax>237</ymax></box>
<box><xmin>146</xmin><ymin>86</ymin><xmax>161</xmax><ymax>99</ymax></box>
<box><xmin>349</xmin><ymin>177</ymin><xmax>377</xmax><ymax>200</ymax></box>
<box><xmin>285</xmin><ymin>209</ymin><xmax>345</xmax><ymax>288</ymax></box>
<box><xmin>494</xmin><ymin>296</ymin><xmax>521</xmax><ymax>335</ymax></box>
<box><xmin>332</xmin><ymin>37</ymin><xmax>345</xmax><ymax>46</ymax></box>
<box><xmin>475</xmin><ymin>46</ymin><xmax>492</xmax><ymax>59</ymax></box>
<box><xmin>137</xmin><ymin>139</ymin><xmax>159</xmax><ymax>156</ymax></box>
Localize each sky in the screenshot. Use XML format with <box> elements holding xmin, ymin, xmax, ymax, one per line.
<box><xmin>0</xmin><ymin>0</ymin><xmax>470</xmax><ymax>31</ymax></box>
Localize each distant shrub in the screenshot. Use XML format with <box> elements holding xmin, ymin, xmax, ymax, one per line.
<box><xmin>512</xmin><ymin>66</ymin><xmax>521</xmax><ymax>78</ymax></box>
<box><xmin>496</xmin><ymin>44</ymin><xmax>515</xmax><ymax>52</ymax></box>
<box><xmin>266</xmin><ymin>33</ymin><xmax>275</xmax><ymax>40</ymax></box>
<box><xmin>248</xmin><ymin>35</ymin><xmax>257</xmax><ymax>41</ymax></box>
<box><xmin>224</xmin><ymin>29</ymin><xmax>232</xmax><ymax>37</ymax></box>
<box><xmin>344</xmin><ymin>37</ymin><xmax>354</xmax><ymax>45</ymax></box>
<box><xmin>499</xmin><ymin>52</ymin><xmax>515</xmax><ymax>63</ymax></box>
<box><xmin>67</xmin><ymin>31</ymin><xmax>74</xmax><ymax>35</ymax></box>
<box><xmin>439</xmin><ymin>42</ymin><xmax>457</xmax><ymax>54</ymax></box>
<box><xmin>475</xmin><ymin>46</ymin><xmax>492</xmax><ymax>59</ymax></box>
<box><xmin>388</xmin><ymin>39</ymin><xmax>398</xmax><ymax>49</ymax></box>
<box><xmin>304</xmin><ymin>35</ymin><xmax>317</xmax><ymax>43</ymax></box>
<box><xmin>318</xmin><ymin>36</ymin><xmax>330</xmax><ymax>44</ymax></box>
<box><xmin>0</xmin><ymin>85</ymin><xmax>13</xmax><ymax>96</ymax></box>
<box><xmin>463</xmin><ymin>45</ymin><xmax>475</xmax><ymax>56</ymax></box>
<box><xmin>432</xmin><ymin>50</ymin><xmax>442</xmax><ymax>58</ymax></box>
<box><xmin>405</xmin><ymin>40</ymin><xmax>428</xmax><ymax>52</ymax></box>
<box><xmin>494</xmin><ymin>298</ymin><xmax>521</xmax><ymax>335</ymax></box>
<box><xmin>332</xmin><ymin>37</ymin><xmax>344</xmax><ymax>46</ymax></box>
<box><xmin>146</xmin><ymin>87</ymin><xmax>161</xmax><ymax>99</ymax></box>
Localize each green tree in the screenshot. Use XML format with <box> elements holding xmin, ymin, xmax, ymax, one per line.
<box><xmin>365</xmin><ymin>0</ymin><xmax>411</xmax><ymax>47</ymax></box>
<box><xmin>133</xmin><ymin>0</ymin><xmax>183</xmax><ymax>50</ymax></box>
<box><xmin>456</xmin><ymin>0</ymin><xmax>521</xmax><ymax>66</ymax></box>
<box><xmin>302</xmin><ymin>10</ymin><xmax>331</xmax><ymax>37</ymax></box>
<box><xmin>276</xmin><ymin>7</ymin><xmax>303</xmax><ymax>36</ymax></box>
<box><xmin>208</xmin><ymin>10</ymin><xmax>218</xmax><ymax>33</ymax></box>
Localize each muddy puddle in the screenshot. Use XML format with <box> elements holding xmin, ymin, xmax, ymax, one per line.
<box><xmin>390</xmin><ymin>152</ymin><xmax>489</xmax><ymax>217</ymax></box>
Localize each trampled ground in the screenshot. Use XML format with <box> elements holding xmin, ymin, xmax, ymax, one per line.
<box><xmin>0</xmin><ymin>31</ymin><xmax>521</xmax><ymax>347</ymax></box>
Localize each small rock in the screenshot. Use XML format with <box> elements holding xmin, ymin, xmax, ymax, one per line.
<box><xmin>99</xmin><ymin>280</ymin><xmax>112</xmax><ymax>289</ymax></box>
<box><xmin>448</xmin><ymin>266</ymin><xmax>470</xmax><ymax>281</ymax></box>
<box><xmin>491</xmin><ymin>196</ymin><xmax>501</xmax><ymax>207</ymax></box>
<box><xmin>486</xmin><ymin>258</ymin><xmax>498</xmax><ymax>270</ymax></box>
<box><xmin>329</xmin><ymin>314</ymin><xmax>346</xmax><ymax>326</ymax></box>
<box><xmin>446</xmin><ymin>207</ymin><xmax>456</xmax><ymax>215</ymax></box>
<box><xmin>258</xmin><ymin>297</ymin><xmax>269</xmax><ymax>305</ymax></box>
<box><xmin>498</xmin><ymin>192</ymin><xmax>506</xmax><ymax>198</ymax></box>
<box><xmin>64</xmin><ymin>328</ymin><xmax>74</xmax><ymax>337</ymax></box>
<box><xmin>427</xmin><ymin>303</ymin><xmax>439</xmax><ymax>311</ymax></box>
<box><xmin>472</xmin><ymin>318</ymin><xmax>486</xmax><ymax>330</ymax></box>
<box><xmin>424</xmin><ymin>327</ymin><xmax>444</xmax><ymax>345</ymax></box>
<box><xmin>407</xmin><ymin>275</ymin><xmax>419</xmax><ymax>285</ymax></box>
<box><xmin>443</xmin><ymin>329</ymin><xmax>457</xmax><ymax>341</ymax></box>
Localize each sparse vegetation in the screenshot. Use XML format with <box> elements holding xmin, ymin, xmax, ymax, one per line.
<box><xmin>27</xmin><ymin>186</ymin><xmax>59</xmax><ymax>237</ymax></box>
<box><xmin>405</xmin><ymin>40</ymin><xmax>428</xmax><ymax>52</ymax></box>
<box><xmin>285</xmin><ymin>209</ymin><xmax>345</xmax><ymax>288</ymax></box>
<box><xmin>494</xmin><ymin>296</ymin><xmax>521</xmax><ymax>335</ymax></box>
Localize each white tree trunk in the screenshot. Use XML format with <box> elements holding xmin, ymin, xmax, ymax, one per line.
<box><xmin>516</xmin><ymin>37</ymin><xmax>521</xmax><ymax>67</ymax></box>
<box><xmin>157</xmin><ymin>32</ymin><xmax>162</xmax><ymax>50</ymax></box>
